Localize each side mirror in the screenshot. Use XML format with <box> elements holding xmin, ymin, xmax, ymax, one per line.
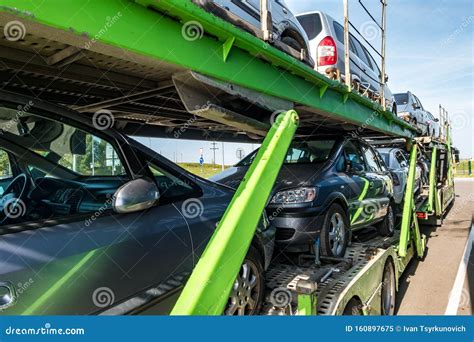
<box><xmin>384</xmin><ymin>74</ymin><xmax>389</xmax><ymax>83</ymax></box>
<box><xmin>113</xmin><ymin>178</ymin><xmax>160</xmax><ymax>214</ymax></box>
<box><xmin>413</xmin><ymin>103</ymin><xmax>420</xmax><ymax>110</ymax></box>
<box><xmin>434</xmin><ymin>118</ymin><xmax>439</xmax><ymax>122</ymax></box>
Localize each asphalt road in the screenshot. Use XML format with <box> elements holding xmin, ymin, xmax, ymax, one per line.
<box><xmin>397</xmin><ymin>178</ymin><xmax>474</xmax><ymax>315</ymax></box>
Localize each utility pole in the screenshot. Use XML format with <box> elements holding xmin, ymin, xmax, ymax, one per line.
<box><xmin>210</xmin><ymin>142</ymin><xmax>219</xmax><ymax>170</ymax></box>
<box><xmin>343</xmin><ymin>0</ymin><xmax>351</xmax><ymax>91</ymax></box>
<box><xmin>221</xmin><ymin>142</ymin><xmax>225</xmax><ymax>171</ymax></box>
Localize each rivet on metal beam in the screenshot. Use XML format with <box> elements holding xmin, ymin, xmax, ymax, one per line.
<box><xmin>222</xmin><ymin>36</ymin><xmax>235</xmax><ymax>62</ymax></box>
<box><xmin>319</xmin><ymin>84</ymin><xmax>328</xmax><ymax>98</ymax></box>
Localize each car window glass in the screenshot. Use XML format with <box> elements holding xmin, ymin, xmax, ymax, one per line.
<box><xmin>394</xmin><ymin>93</ymin><xmax>408</xmax><ymax>105</ymax></box>
<box><xmin>362</xmin><ymin>46</ymin><xmax>375</xmax><ymax>71</ymax></box>
<box><xmin>351</xmin><ymin>36</ymin><xmax>371</xmax><ymax>66</ymax></box>
<box><xmin>333</xmin><ymin>22</ymin><xmax>344</xmax><ymax>43</ymax></box>
<box><xmin>395</xmin><ymin>151</ymin><xmax>407</xmax><ymax>167</ymax></box>
<box><xmin>148</xmin><ymin>163</ymin><xmax>195</xmax><ymax>202</ymax></box>
<box><xmin>0</xmin><ymin>107</ymin><xmax>126</xmax><ymax>176</ymax></box>
<box><xmin>297</xmin><ymin>13</ymin><xmax>322</xmax><ymax>40</ymax></box>
<box><xmin>362</xmin><ymin>145</ymin><xmax>381</xmax><ymax>172</ymax></box>
<box><xmin>348</xmin><ymin>35</ymin><xmax>358</xmax><ymax>55</ymax></box>
<box><xmin>0</xmin><ymin>149</ymin><xmax>12</xmax><ymax>180</ymax></box>
<box><xmin>344</xmin><ymin>141</ymin><xmax>366</xmax><ymax>171</ymax></box>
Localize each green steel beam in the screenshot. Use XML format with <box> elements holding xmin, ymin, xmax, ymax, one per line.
<box><xmin>0</xmin><ymin>0</ymin><xmax>416</xmax><ymax>138</ymax></box>
<box><xmin>399</xmin><ymin>144</ymin><xmax>418</xmax><ymax>257</ymax></box>
<box><xmin>171</xmin><ymin>110</ymin><xmax>299</xmax><ymax>315</ymax></box>
<box><xmin>427</xmin><ymin>147</ymin><xmax>437</xmax><ymax>213</ymax></box>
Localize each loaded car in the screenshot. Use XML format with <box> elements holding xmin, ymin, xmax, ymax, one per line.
<box><xmin>394</xmin><ymin>91</ymin><xmax>440</xmax><ymax>137</ymax></box>
<box><xmin>376</xmin><ymin>147</ymin><xmax>423</xmax><ymax>209</ymax></box>
<box><xmin>0</xmin><ymin>91</ymin><xmax>275</xmax><ymax>315</ymax></box>
<box><xmin>197</xmin><ymin>0</ymin><xmax>313</xmax><ymax>65</ymax></box>
<box><xmin>295</xmin><ymin>11</ymin><xmax>396</xmax><ymax>114</ymax></box>
<box><xmin>211</xmin><ymin>137</ymin><xmax>395</xmax><ymax>258</ymax></box>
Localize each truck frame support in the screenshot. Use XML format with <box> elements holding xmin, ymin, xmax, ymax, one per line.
<box><xmin>171</xmin><ymin>110</ymin><xmax>299</xmax><ymax>315</ymax></box>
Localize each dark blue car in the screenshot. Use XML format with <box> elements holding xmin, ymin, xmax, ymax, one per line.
<box><xmin>0</xmin><ymin>91</ymin><xmax>274</xmax><ymax>315</ymax></box>
<box><xmin>211</xmin><ymin>137</ymin><xmax>395</xmax><ymax>257</ymax></box>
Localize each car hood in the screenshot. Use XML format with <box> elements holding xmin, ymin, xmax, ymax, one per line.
<box><xmin>210</xmin><ymin>163</ymin><xmax>326</xmax><ymax>192</ymax></box>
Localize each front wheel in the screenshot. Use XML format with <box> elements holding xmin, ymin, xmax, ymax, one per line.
<box><xmin>320</xmin><ymin>204</ymin><xmax>349</xmax><ymax>257</ymax></box>
<box><xmin>224</xmin><ymin>246</ymin><xmax>264</xmax><ymax>315</ymax></box>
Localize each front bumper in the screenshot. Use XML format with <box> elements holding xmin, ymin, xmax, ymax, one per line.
<box><xmin>266</xmin><ymin>205</ymin><xmax>325</xmax><ymax>252</ymax></box>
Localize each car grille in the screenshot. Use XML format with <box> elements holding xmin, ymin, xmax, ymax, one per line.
<box><xmin>275</xmin><ymin>228</ymin><xmax>296</xmax><ymax>241</ymax></box>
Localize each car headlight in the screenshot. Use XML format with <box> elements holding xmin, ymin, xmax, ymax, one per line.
<box><xmin>270</xmin><ymin>187</ymin><xmax>317</xmax><ymax>204</ymax></box>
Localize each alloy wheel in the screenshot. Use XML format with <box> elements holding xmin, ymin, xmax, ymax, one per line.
<box><xmin>225</xmin><ymin>259</ymin><xmax>261</xmax><ymax>315</ymax></box>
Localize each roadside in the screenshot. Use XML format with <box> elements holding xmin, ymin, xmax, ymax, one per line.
<box><xmin>397</xmin><ymin>178</ymin><xmax>474</xmax><ymax>314</ymax></box>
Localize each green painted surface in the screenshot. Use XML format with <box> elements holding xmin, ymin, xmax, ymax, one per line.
<box><xmin>297</xmin><ymin>293</ymin><xmax>317</xmax><ymax>316</ymax></box>
<box><xmin>398</xmin><ymin>144</ymin><xmax>417</xmax><ymax>257</ymax></box>
<box><xmin>172</xmin><ymin>111</ymin><xmax>299</xmax><ymax>315</ymax></box>
<box><xmin>0</xmin><ymin>0</ymin><xmax>416</xmax><ymax>137</ymax></box>
<box><xmin>22</xmin><ymin>250</ymin><xmax>97</xmax><ymax>315</ymax></box>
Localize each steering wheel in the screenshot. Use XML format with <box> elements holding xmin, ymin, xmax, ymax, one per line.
<box><xmin>0</xmin><ymin>173</ymin><xmax>29</xmax><ymax>224</ymax></box>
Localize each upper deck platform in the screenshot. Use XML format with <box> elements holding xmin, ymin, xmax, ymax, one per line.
<box><xmin>0</xmin><ymin>0</ymin><xmax>416</xmax><ymax>142</ymax></box>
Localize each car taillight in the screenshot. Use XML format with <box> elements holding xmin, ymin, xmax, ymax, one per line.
<box><xmin>317</xmin><ymin>36</ymin><xmax>337</xmax><ymax>66</ymax></box>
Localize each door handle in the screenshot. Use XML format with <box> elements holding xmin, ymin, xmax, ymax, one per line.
<box><xmin>0</xmin><ymin>281</ymin><xmax>17</xmax><ymax>310</ymax></box>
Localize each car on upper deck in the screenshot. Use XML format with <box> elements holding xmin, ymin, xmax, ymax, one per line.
<box><xmin>295</xmin><ymin>11</ymin><xmax>396</xmax><ymax>114</ymax></box>
<box><xmin>394</xmin><ymin>91</ymin><xmax>440</xmax><ymax>137</ymax></box>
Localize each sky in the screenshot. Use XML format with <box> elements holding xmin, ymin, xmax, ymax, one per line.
<box><xmin>136</xmin><ymin>0</ymin><xmax>473</xmax><ymax>163</ymax></box>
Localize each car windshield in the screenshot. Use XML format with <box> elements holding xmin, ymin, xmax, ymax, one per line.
<box><xmin>238</xmin><ymin>139</ymin><xmax>336</xmax><ymax>166</ymax></box>
<box><xmin>0</xmin><ymin>106</ymin><xmax>125</xmax><ymax>176</ymax></box>
<box><xmin>394</xmin><ymin>93</ymin><xmax>409</xmax><ymax>105</ymax></box>
<box><xmin>296</xmin><ymin>13</ymin><xmax>322</xmax><ymax>40</ymax></box>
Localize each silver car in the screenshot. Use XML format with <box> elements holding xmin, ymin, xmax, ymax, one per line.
<box><xmin>296</xmin><ymin>11</ymin><xmax>396</xmax><ymax>113</ymax></box>
<box><xmin>204</xmin><ymin>0</ymin><xmax>311</xmax><ymax>63</ymax></box>
<box><xmin>377</xmin><ymin>147</ymin><xmax>422</xmax><ymax>207</ymax></box>
<box><xmin>394</xmin><ymin>91</ymin><xmax>440</xmax><ymax>137</ymax></box>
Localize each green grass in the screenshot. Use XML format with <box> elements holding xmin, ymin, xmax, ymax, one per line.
<box><xmin>178</xmin><ymin>163</ymin><xmax>231</xmax><ymax>179</ymax></box>
<box><xmin>455</xmin><ymin>159</ymin><xmax>473</xmax><ymax>178</ymax></box>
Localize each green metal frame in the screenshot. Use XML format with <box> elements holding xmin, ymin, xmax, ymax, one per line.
<box><xmin>172</xmin><ymin>110</ymin><xmax>299</xmax><ymax>315</ymax></box>
<box><xmin>398</xmin><ymin>144</ymin><xmax>425</xmax><ymax>258</ymax></box>
<box><xmin>427</xmin><ymin>147</ymin><xmax>438</xmax><ymax>213</ymax></box>
<box><xmin>0</xmin><ymin>0</ymin><xmax>416</xmax><ymax>138</ymax></box>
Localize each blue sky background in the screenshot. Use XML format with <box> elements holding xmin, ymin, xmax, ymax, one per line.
<box><xmin>136</xmin><ymin>0</ymin><xmax>473</xmax><ymax>164</ymax></box>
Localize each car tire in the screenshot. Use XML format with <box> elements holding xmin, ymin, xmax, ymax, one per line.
<box><xmin>320</xmin><ymin>203</ymin><xmax>349</xmax><ymax>258</ymax></box>
<box><xmin>281</xmin><ymin>35</ymin><xmax>304</xmax><ymax>54</ymax></box>
<box><xmin>381</xmin><ymin>260</ymin><xmax>396</xmax><ymax>315</ymax></box>
<box><xmin>224</xmin><ymin>245</ymin><xmax>265</xmax><ymax>315</ymax></box>
<box><xmin>343</xmin><ymin>297</ymin><xmax>363</xmax><ymax>315</ymax></box>
<box><xmin>375</xmin><ymin>202</ymin><xmax>395</xmax><ymax>237</ymax></box>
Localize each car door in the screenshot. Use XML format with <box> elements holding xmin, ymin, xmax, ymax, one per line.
<box><xmin>0</xmin><ymin>104</ymin><xmax>193</xmax><ymax>315</ymax></box>
<box><xmin>360</xmin><ymin>143</ymin><xmax>391</xmax><ymax>223</ymax></box>
<box><xmin>341</xmin><ymin>140</ymin><xmax>372</xmax><ymax>228</ymax></box>
<box><xmin>213</xmin><ymin>0</ymin><xmax>261</xmax><ymax>28</ymax></box>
